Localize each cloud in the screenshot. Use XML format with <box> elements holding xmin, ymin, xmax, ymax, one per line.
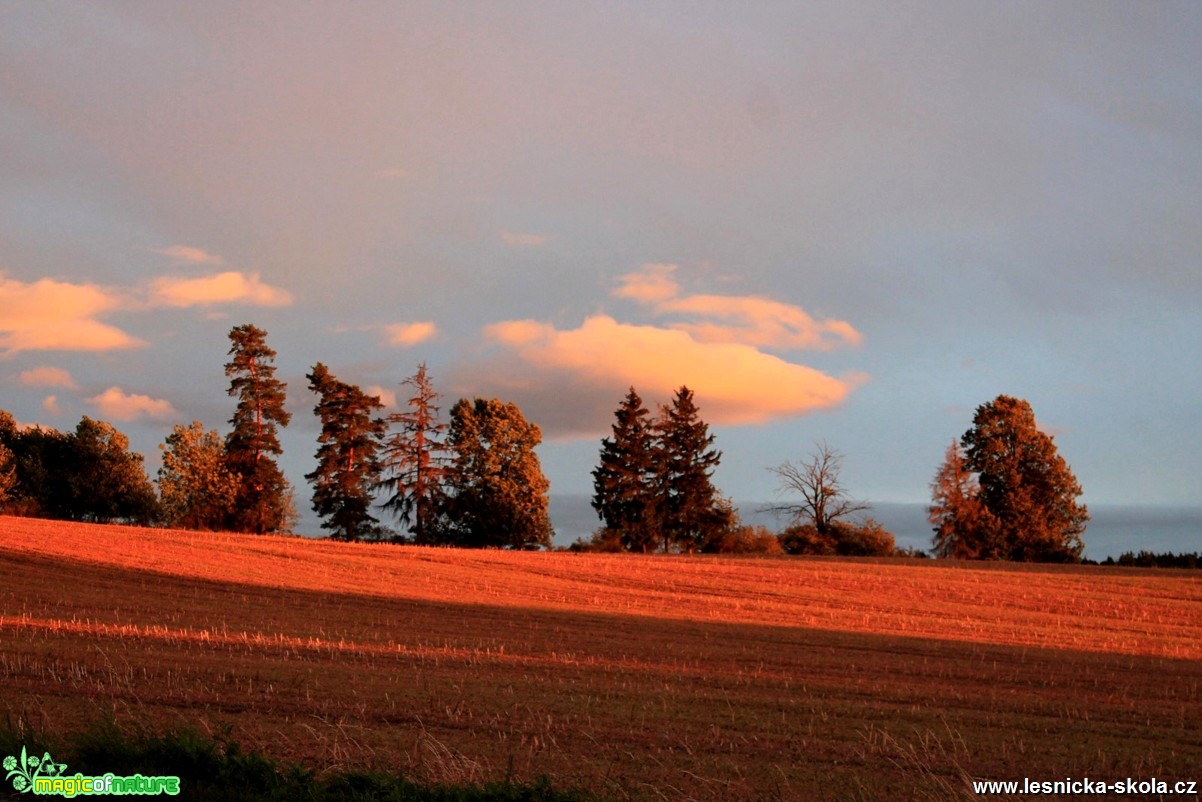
<box><xmin>156</xmin><ymin>245</ymin><xmax>224</xmax><ymax>265</ymax></box>
<box><xmin>19</xmin><ymin>366</ymin><xmax>78</xmax><ymax>389</ymax></box>
<box><xmin>366</xmin><ymin>384</ymin><xmax>398</xmax><ymax>409</ymax></box>
<box><xmin>0</xmin><ymin>273</ymin><xmax>145</xmax><ymax>353</ymax></box>
<box><xmin>86</xmin><ymin>386</ymin><xmax>176</xmax><ymax>422</ymax></box>
<box><xmin>614</xmin><ymin>263</ymin><xmax>680</xmax><ymax>304</ymax></box>
<box><xmin>482</xmin><ymin>315</ymin><xmax>859</xmax><ymax>435</ymax></box>
<box><xmin>149</xmin><ymin>271</ymin><xmax>293</xmax><ymax>308</ymax></box>
<box><xmin>384</xmin><ymin>321</ymin><xmax>437</xmax><ymax>347</ymax></box>
<box><xmin>501</xmin><ymin>231</ymin><xmax>548</xmax><ymax>247</ymax></box>
<box><xmin>41</xmin><ymin>395</ymin><xmax>60</xmax><ymax>415</ymax></box>
<box><xmin>615</xmin><ymin>263</ymin><xmax>861</xmax><ymax>350</ymax></box>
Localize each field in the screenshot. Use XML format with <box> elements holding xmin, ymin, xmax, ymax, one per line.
<box><xmin>1</xmin><ymin>516</ymin><xmax>1200</xmax><ymax>800</ymax></box>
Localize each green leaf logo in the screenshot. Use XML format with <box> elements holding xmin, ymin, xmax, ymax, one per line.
<box><xmin>4</xmin><ymin>746</ymin><xmax>61</xmax><ymax>794</ymax></box>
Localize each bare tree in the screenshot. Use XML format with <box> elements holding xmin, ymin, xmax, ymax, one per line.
<box><xmin>767</xmin><ymin>442</ymin><xmax>869</xmax><ymax>534</ymax></box>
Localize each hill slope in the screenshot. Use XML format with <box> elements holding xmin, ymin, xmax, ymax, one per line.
<box><xmin>2</xmin><ymin>516</ymin><xmax>1200</xmax><ymax>800</ymax></box>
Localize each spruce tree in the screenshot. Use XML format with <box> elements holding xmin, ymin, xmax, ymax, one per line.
<box><xmin>224</xmin><ymin>324</ymin><xmax>294</xmax><ymax>533</ymax></box>
<box><xmin>378</xmin><ymin>364</ymin><xmax>450</xmax><ymax>544</ymax></box>
<box><xmin>306</xmin><ymin>363</ymin><xmax>387</xmax><ymax>541</ymax></box>
<box><xmin>653</xmin><ymin>386</ymin><xmax>730</xmax><ymax>553</ymax></box>
<box><xmin>592</xmin><ymin>387</ymin><xmax>659</xmax><ymax>552</ymax></box>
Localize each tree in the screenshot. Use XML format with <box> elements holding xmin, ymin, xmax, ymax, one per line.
<box><xmin>437</xmin><ymin>397</ymin><xmax>552</xmax><ymax>549</ymax></box>
<box><xmin>0</xmin><ymin>442</ymin><xmax>16</xmax><ymax>510</ymax></box>
<box><xmin>959</xmin><ymin>395</ymin><xmax>1088</xmax><ymax>562</ymax></box>
<box><xmin>306</xmin><ymin>363</ymin><xmax>388</xmax><ymax>541</ymax></box>
<box><xmin>592</xmin><ymin>388</ymin><xmax>659</xmax><ymax>552</ymax></box>
<box><xmin>0</xmin><ymin>410</ymin><xmax>16</xmax><ymax>510</ymax></box>
<box><xmin>768</xmin><ymin>442</ymin><xmax>869</xmax><ymax>535</ymax></box>
<box><xmin>0</xmin><ymin>412</ymin><xmax>157</xmax><ymax>523</ymax></box>
<box><xmin>68</xmin><ymin>416</ymin><xmax>160</xmax><ymax>525</ymax></box>
<box><xmin>224</xmin><ymin>324</ymin><xmax>294</xmax><ymax>533</ymax></box>
<box><xmin>652</xmin><ymin>386</ymin><xmax>731</xmax><ymax>553</ymax></box>
<box><xmin>377</xmin><ymin>364</ymin><xmax>450</xmax><ymax>543</ymax></box>
<box><xmin>927</xmin><ymin>439</ymin><xmax>1000</xmax><ymax>559</ymax></box>
<box><xmin>158</xmin><ymin>421</ymin><xmax>238</xmax><ymax>530</ymax></box>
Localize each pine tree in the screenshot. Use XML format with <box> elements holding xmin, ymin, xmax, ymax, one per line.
<box><xmin>592</xmin><ymin>387</ymin><xmax>659</xmax><ymax>552</ymax></box>
<box><xmin>378</xmin><ymin>364</ymin><xmax>450</xmax><ymax>543</ymax></box>
<box><xmin>158</xmin><ymin>421</ymin><xmax>239</xmax><ymax>530</ymax></box>
<box><xmin>960</xmin><ymin>395</ymin><xmax>1088</xmax><ymax>562</ymax></box>
<box><xmin>653</xmin><ymin>386</ymin><xmax>730</xmax><ymax>553</ymax></box>
<box><xmin>927</xmin><ymin>439</ymin><xmax>999</xmax><ymax>559</ymax></box>
<box><xmin>224</xmin><ymin>324</ymin><xmax>294</xmax><ymax>533</ymax></box>
<box><xmin>438</xmin><ymin>398</ymin><xmax>552</xmax><ymax>549</ymax></box>
<box><xmin>306</xmin><ymin>363</ymin><xmax>388</xmax><ymax>541</ymax></box>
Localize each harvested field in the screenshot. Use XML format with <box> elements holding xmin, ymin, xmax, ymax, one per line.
<box><xmin>1</xmin><ymin>516</ymin><xmax>1200</xmax><ymax>800</ymax></box>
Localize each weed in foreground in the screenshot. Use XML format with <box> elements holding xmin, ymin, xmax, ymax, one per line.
<box><xmin>0</xmin><ymin>715</ymin><xmax>597</xmax><ymax>802</ymax></box>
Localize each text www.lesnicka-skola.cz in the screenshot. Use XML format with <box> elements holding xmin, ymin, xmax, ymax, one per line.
<box><xmin>973</xmin><ymin>777</ymin><xmax>1198</xmax><ymax>796</ymax></box>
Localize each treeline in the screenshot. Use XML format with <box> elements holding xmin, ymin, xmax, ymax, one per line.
<box><xmin>1</xmin><ymin>324</ymin><xmax>1177</xmax><ymax>566</ymax></box>
<box><xmin>0</xmin><ymin>324</ymin><xmax>556</xmax><ymax>548</ymax></box>
<box><xmin>1097</xmin><ymin>551</ymin><xmax>1201</xmax><ymax>569</ymax></box>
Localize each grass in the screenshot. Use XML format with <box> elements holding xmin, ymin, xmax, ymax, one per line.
<box><xmin>1</xmin><ymin>516</ymin><xmax>1200</xmax><ymax>800</ymax></box>
<box><xmin>0</xmin><ymin>714</ymin><xmax>590</xmax><ymax>801</ymax></box>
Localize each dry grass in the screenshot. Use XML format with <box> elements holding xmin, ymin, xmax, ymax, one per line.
<box><xmin>2</xmin><ymin>516</ymin><xmax>1200</xmax><ymax>800</ymax></box>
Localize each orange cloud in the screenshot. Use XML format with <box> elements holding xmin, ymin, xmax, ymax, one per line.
<box><xmin>86</xmin><ymin>386</ymin><xmax>176</xmax><ymax>422</ymax></box>
<box><xmin>19</xmin><ymin>366</ymin><xmax>78</xmax><ymax>389</ymax></box>
<box><xmin>385</xmin><ymin>321</ymin><xmax>437</xmax><ymax>347</ymax></box>
<box><xmin>0</xmin><ymin>273</ymin><xmax>145</xmax><ymax>353</ymax></box>
<box><xmin>157</xmin><ymin>245</ymin><xmax>224</xmax><ymax>265</ymax></box>
<box><xmin>614</xmin><ymin>263</ymin><xmax>861</xmax><ymax>351</ymax></box>
<box><xmin>41</xmin><ymin>395</ymin><xmax>60</xmax><ymax>415</ymax></box>
<box><xmin>366</xmin><ymin>384</ymin><xmax>398</xmax><ymax>408</ymax></box>
<box><xmin>613</xmin><ymin>262</ymin><xmax>680</xmax><ymax>303</ymax></box>
<box><xmin>149</xmin><ymin>271</ymin><xmax>293</xmax><ymax>307</ymax></box>
<box><xmin>483</xmin><ymin>315</ymin><xmax>858</xmax><ymax>429</ymax></box>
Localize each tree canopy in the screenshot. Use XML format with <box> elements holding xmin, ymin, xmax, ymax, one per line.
<box><xmin>436</xmin><ymin>397</ymin><xmax>553</xmax><ymax>549</ymax></box>
<box><xmin>931</xmin><ymin>395</ymin><xmax>1088</xmax><ymax>562</ymax></box>
<box><xmin>377</xmin><ymin>364</ymin><xmax>450</xmax><ymax>544</ymax></box>
<box><xmin>653</xmin><ymin>386</ymin><xmax>731</xmax><ymax>553</ymax></box>
<box><xmin>224</xmin><ymin>324</ymin><xmax>294</xmax><ymax>533</ymax></box>
<box><xmin>158</xmin><ymin>421</ymin><xmax>238</xmax><ymax>531</ymax></box>
<box><xmin>592</xmin><ymin>387</ymin><xmax>659</xmax><ymax>552</ymax></box>
<box><xmin>306</xmin><ymin>363</ymin><xmax>388</xmax><ymax>541</ymax></box>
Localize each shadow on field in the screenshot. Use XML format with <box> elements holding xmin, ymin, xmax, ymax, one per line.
<box><xmin>2</xmin><ymin>548</ymin><xmax>1200</xmax><ymax>801</ymax></box>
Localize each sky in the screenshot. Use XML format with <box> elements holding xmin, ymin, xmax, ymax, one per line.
<box><xmin>1</xmin><ymin>1</ymin><xmax>1199</xmax><ymax>533</ymax></box>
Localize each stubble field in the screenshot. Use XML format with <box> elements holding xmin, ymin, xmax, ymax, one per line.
<box><xmin>1</xmin><ymin>515</ymin><xmax>1200</xmax><ymax>800</ymax></box>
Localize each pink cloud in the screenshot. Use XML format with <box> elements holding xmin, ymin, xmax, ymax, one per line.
<box><xmin>614</xmin><ymin>263</ymin><xmax>861</xmax><ymax>351</ymax></box>
<box><xmin>613</xmin><ymin>263</ymin><xmax>681</xmax><ymax>304</ymax></box>
<box><xmin>41</xmin><ymin>395</ymin><xmax>60</xmax><ymax>415</ymax></box>
<box><xmin>19</xmin><ymin>366</ymin><xmax>78</xmax><ymax>389</ymax></box>
<box><xmin>149</xmin><ymin>271</ymin><xmax>293</xmax><ymax>308</ymax></box>
<box><xmin>366</xmin><ymin>384</ymin><xmax>398</xmax><ymax>408</ymax></box>
<box><xmin>483</xmin><ymin>315</ymin><xmax>859</xmax><ymax>432</ymax></box>
<box><xmin>385</xmin><ymin>321</ymin><xmax>437</xmax><ymax>347</ymax></box>
<box><xmin>86</xmin><ymin>386</ymin><xmax>176</xmax><ymax>422</ymax></box>
<box><xmin>156</xmin><ymin>245</ymin><xmax>225</xmax><ymax>265</ymax></box>
<box><xmin>0</xmin><ymin>273</ymin><xmax>145</xmax><ymax>353</ymax></box>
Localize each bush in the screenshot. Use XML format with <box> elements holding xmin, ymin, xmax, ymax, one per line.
<box><xmin>701</xmin><ymin>525</ymin><xmax>783</xmax><ymax>555</ymax></box>
<box><xmin>778</xmin><ymin>519</ymin><xmax>896</xmax><ymax>557</ymax></box>
<box><xmin>568</xmin><ymin>527</ymin><xmax>626</xmax><ymax>553</ymax></box>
